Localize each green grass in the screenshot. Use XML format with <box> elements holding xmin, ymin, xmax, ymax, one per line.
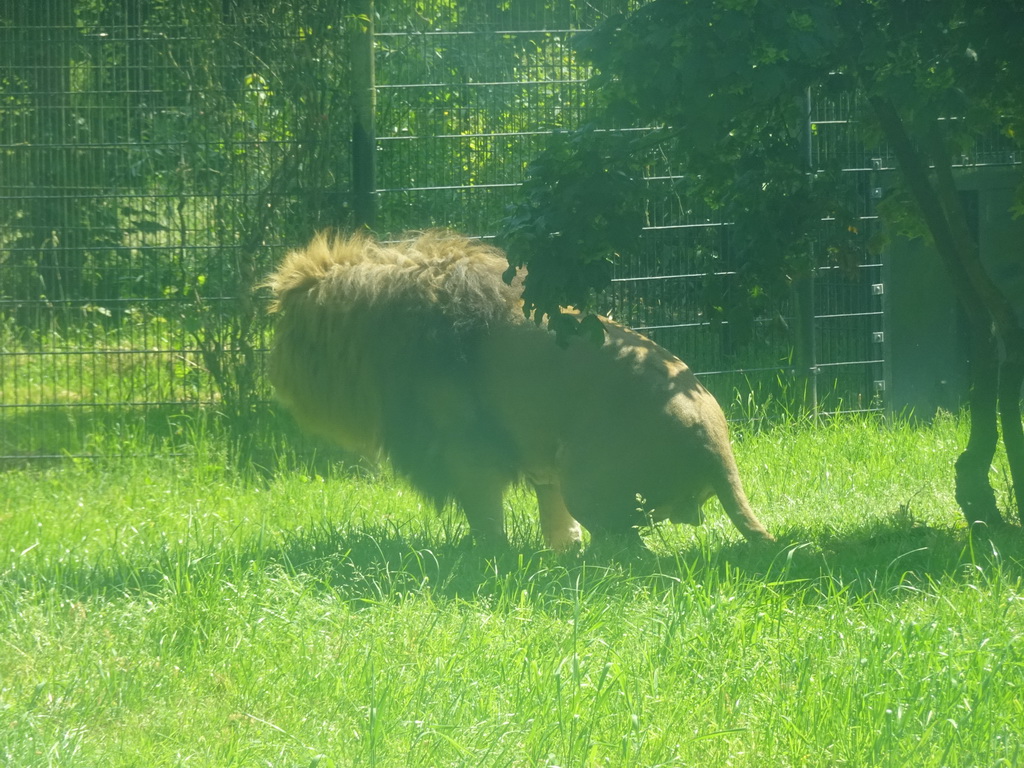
<box><xmin>1</xmin><ymin>413</ymin><xmax>1022</xmax><ymax>767</ymax></box>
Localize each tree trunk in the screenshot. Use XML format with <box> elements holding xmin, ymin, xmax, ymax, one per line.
<box><xmin>867</xmin><ymin>95</ymin><xmax>1012</xmax><ymax>527</ymax></box>
<box><xmin>999</xmin><ymin>330</ymin><xmax>1024</xmax><ymax>524</ymax></box>
<box><xmin>955</xmin><ymin>321</ymin><xmax>1003</xmax><ymax>526</ymax></box>
<box><xmin>926</xmin><ymin>120</ymin><xmax>1024</xmax><ymax>525</ymax></box>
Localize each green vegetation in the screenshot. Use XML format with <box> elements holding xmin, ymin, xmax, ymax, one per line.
<box><xmin>499</xmin><ymin>0</ymin><xmax>1024</xmax><ymax>526</ymax></box>
<box><xmin>2</xmin><ymin>414</ymin><xmax>1022</xmax><ymax>767</ymax></box>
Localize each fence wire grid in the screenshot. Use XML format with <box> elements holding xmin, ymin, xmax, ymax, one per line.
<box><xmin>2</xmin><ymin>0</ymin><xmax>889</xmax><ymax>461</ymax></box>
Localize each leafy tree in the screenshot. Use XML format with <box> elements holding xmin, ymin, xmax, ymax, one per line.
<box><xmin>1</xmin><ymin>0</ymin><xmax>357</xmax><ymax>466</ymax></box>
<box><xmin>501</xmin><ymin>0</ymin><xmax>1024</xmax><ymax>527</ymax></box>
<box><xmin>0</xmin><ymin>0</ymin><xmax>123</xmax><ymax>317</ymax></box>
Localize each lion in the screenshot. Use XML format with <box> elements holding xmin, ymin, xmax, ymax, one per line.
<box><xmin>264</xmin><ymin>230</ymin><xmax>774</xmax><ymax>551</ymax></box>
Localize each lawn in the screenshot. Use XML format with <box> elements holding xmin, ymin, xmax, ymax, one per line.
<box><xmin>1</xmin><ymin>413</ymin><xmax>1022</xmax><ymax>767</ymax></box>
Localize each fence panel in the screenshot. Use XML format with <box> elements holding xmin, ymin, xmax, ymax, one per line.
<box><xmin>1</xmin><ymin>0</ymin><xmax>353</xmax><ymax>459</ymax></box>
<box><xmin>2</xmin><ymin>0</ymin><xmax>888</xmax><ymax>461</ymax></box>
<box><xmin>373</xmin><ymin>4</ymin><xmax>887</xmax><ymax>417</ymax></box>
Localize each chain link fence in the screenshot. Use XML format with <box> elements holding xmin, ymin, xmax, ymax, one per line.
<box><xmin>1</xmin><ymin>0</ymin><xmax>885</xmax><ymax>462</ymax></box>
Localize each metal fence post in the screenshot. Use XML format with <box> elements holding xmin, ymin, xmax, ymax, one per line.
<box><xmin>351</xmin><ymin>0</ymin><xmax>377</xmax><ymax>229</ymax></box>
<box><xmin>797</xmin><ymin>87</ymin><xmax>819</xmax><ymax>416</ymax></box>
<box><xmin>795</xmin><ymin>270</ymin><xmax>819</xmax><ymax>415</ymax></box>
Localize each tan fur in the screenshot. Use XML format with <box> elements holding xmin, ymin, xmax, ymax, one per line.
<box><xmin>265</xmin><ymin>231</ymin><xmax>774</xmax><ymax>550</ymax></box>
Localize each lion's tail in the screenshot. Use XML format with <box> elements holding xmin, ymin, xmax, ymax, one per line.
<box><xmin>713</xmin><ymin>462</ymin><xmax>775</xmax><ymax>543</ymax></box>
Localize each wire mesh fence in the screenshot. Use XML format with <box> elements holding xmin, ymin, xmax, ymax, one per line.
<box><xmin>2</xmin><ymin>0</ymin><xmax>356</xmax><ymax>459</ymax></box>
<box><xmin>2</xmin><ymin>0</ymin><xmax>887</xmax><ymax>462</ymax></box>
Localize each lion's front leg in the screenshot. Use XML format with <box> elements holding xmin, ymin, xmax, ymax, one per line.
<box><xmin>456</xmin><ymin>483</ymin><xmax>507</xmax><ymax>547</ymax></box>
<box><xmin>441</xmin><ymin>447</ymin><xmax>510</xmax><ymax>547</ymax></box>
<box><xmin>534</xmin><ymin>482</ymin><xmax>583</xmax><ymax>552</ymax></box>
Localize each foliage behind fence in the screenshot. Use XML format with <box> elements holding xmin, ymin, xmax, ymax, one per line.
<box><xmin>1</xmin><ymin>0</ymin><xmax>885</xmax><ymax>461</ymax></box>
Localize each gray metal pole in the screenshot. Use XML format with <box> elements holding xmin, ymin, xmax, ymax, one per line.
<box><xmin>351</xmin><ymin>0</ymin><xmax>377</xmax><ymax>229</ymax></box>
<box><xmin>797</xmin><ymin>86</ymin><xmax>819</xmax><ymax>415</ymax></box>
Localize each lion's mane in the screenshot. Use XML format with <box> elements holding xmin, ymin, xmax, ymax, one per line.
<box><xmin>265</xmin><ymin>231</ymin><xmax>524</xmax><ymax>507</ymax></box>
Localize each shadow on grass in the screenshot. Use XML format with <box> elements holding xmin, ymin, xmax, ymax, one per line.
<box><xmin>8</xmin><ymin>509</ymin><xmax>1022</xmax><ymax>608</ymax></box>
<box><xmin>261</xmin><ymin>510</ymin><xmax>1024</xmax><ymax>606</ymax></box>
<box><xmin>699</xmin><ymin>515</ymin><xmax>1024</xmax><ymax>598</ymax></box>
<box><xmin>0</xmin><ymin>403</ymin><xmax>353</xmax><ymax>475</ymax></box>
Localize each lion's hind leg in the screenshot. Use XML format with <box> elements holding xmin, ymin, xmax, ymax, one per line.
<box><xmin>552</xmin><ymin>451</ymin><xmax>646</xmax><ymax>549</ymax></box>
<box><xmin>534</xmin><ymin>482</ymin><xmax>583</xmax><ymax>552</ymax></box>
